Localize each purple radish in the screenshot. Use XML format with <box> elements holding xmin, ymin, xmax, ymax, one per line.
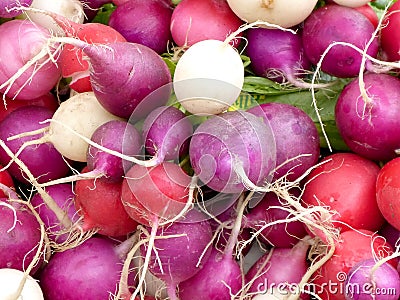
<box><xmin>345</xmin><ymin>258</ymin><xmax>400</xmax><ymax>300</ymax></box>
<box><xmin>0</xmin><ymin>106</ymin><xmax>70</xmax><ymax>184</ymax></box>
<box><xmin>0</xmin><ymin>0</ymin><xmax>33</xmax><ymax>18</ymax></box>
<box><xmin>39</xmin><ymin>237</ymin><xmax>128</xmax><ymax>299</ymax></box>
<box><xmin>245</xmin><ymin>27</ymin><xmax>313</xmax><ymax>88</ymax></box>
<box><xmin>108</xmin><ymin>0</ymin><xmax>173</xmax><ymax>54</ymax></box>
<box><xmin>0</xmin><ymin>199</ymin><xmax>43</xmax><ymax>274</ymax></box>
<box><xmin>142</xmin><ymin>105</ymin><xmax>193</xmax><ymax>164</ymax></box>
<box><xmin>87</xmin><ymin>120</ymin><xmax>142</xmax><ymax>182</ymax></box>
<box><xmin>335</xmin><ymin>73</ymin><xmax>400</xmax><ymax>161</ymax></box>
<box><xmin>247</xmin><ymin>102</ymin><xmax>319</xmax><ymax>182</ymax></box>
<box><xmin>302</xmin><ymin>4</ymin><xmax>378</xmax><ymax>78</ymax></box>
<box><xmin>189</xmin><ymin>110</ymin><xmax>276</xmax><ymax>193</ymax></box>
<box><xmin>31</xmin><ymin>183</ymin><xmax>78</xmax><ymax>244</ymax></box>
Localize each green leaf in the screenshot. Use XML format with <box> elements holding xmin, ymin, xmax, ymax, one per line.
<box><xmin>91</xmin><ymin>3</ymin><xmax>117</xmax><ymax>25</ymax></box>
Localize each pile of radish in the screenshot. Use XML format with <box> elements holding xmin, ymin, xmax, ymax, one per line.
<box><xmin>1</xmin><ymin>0</ymin><xmax>400</xmax><ymax>299</ymax></box>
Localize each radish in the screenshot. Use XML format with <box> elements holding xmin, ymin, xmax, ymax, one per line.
<box><xmin>0</xmin><ymin>106</ymin><xmax>70</xmax><ymax>184</ymax></box>
<box><xmin>0</xmin><ymin>268</ymin><xmax>44</xmax><ymax>300</ymax></box>
<box><xmin>333</xmin><ymin>0</ymin><xmax>371</xmax><ymax>7</ymax></box>
<box><xmin>74</xmin><ymin>168</ymin><xmax>139</xmax><ymax>237</ymax></box>
<box><xmin>0</xmin><ymin>19</ymin><xmax>61</xmax><ymax>101</ymax></box>
<box><xmin>381</xmin><ymin>1</ymin><xmax>400</xmax><ymax>62</ymax></box>
<box><xmin>344</xmin><ymin>258</ymin><xmax>400</xmax><ymax>300</ymax></box>
<box><xmin>189</xmin><ymin>110</ymin><xmax>276</xmax><ymax>193</ymax></box>
<box><xmin>30</xmin><ymin>183</ymin><xmax>79</xmax><ymax>244</ymax></box>
<box><xmin>0</xmin><ymin>0</ymin><xmax>32</xmax><ymax>18</ymax></box>
<box><xmin>108</xmin><ymin>0</ymin><xmax>173</xmax><ymax>54</ymax></box>
<box><xmin>302</xmin><ymin>4</ymin><xmax>379</xmax><ymax>78</ymax></box>
<box><xmin>170</xmin><ymin>0</ymin><xmax>243</xmax><ymax>48</ymax></box>
<box><xmin>142</xmin><ymin>105</ymin><xmax>193</xmax><ymax>164</ymax></box>
<box><xmin>226</xmin><ymin>0</ymin><xmax>318</xmax><ymax>28</ymax></box>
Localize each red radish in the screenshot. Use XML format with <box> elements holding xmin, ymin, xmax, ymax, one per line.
<box><xmin>39</xmin><ymin>237</ymin><xmax>128</xmax><ymax>299</ymax></box>
<box><xmin>109</xmin><ymin>0</ymin><xmax>173</xmax><ymax>54</ymax></box>
<box><xmin>189</xmin><ymin>110</ymin><xmax>276</xmax><ymax>193</ymax></box>
<box><xmin>0</xmin><ymin>166</ymin><xmax>14</xmax><ymax>198</ymax></box>
<box><xmin>302</xmin><ymin>4</ymin><xmax>378</xmax><ymax>78</ymax></box>
<box><xmin>335</xmin><ymin>73</ymin><xmax>400</xmax><ymax>161</ymax></box>
<box><xmin>30</xmin><ymin>183</ymin><xmax>78</xmax><ymax>243</ymax></box>
<box><xmin>74</xmin><ymin>168</ymin><xmax>139</xmax><ymax>237</ymax></box>
<box><xmin>354</xmin><ymin>4</ymin><xmax>379</xmax><ymax>28</ymax></box>
<box><xmin>247</xmin><ymin>103</ymin><xmax>319</xmax><ymax>182</ymax></box>
<box><xmin>0</xmin><ymin>0</ymin><xmax>32</xmax><ymax>17</ymax></box>
<box><xmin>379</xmin><ymin>222</ymin><xmax>400</xmax><ymax>251</ymax></box>
<box><xmin>311</xmin><ymin>230</ymin><xmax>396</xmax><ymax>300</ymax></box>
<box><xmin>0</xmin><ymin>106</ymin><xmax>70</xmax><ymax>184</ymax></box>
<box><xmin>142</xmin><ymin>105</ymin><xmax>193</xmax><ymax>164</ymax></box>
<box><xmin>0</xmin><ymin>19</ymin><xmax>61</xmax><ymax>100</ymax></box>
<box><xmin>226</xmin><ymin>0</ymin><xmax>318</xmax><ymax>28</ymax></box>
<box><xmin>0</xmin><ymin>268</ymin><xmax>44</xmax><ymax>299</ymax></box>
<box><xmin>302</xmin><ymin>152</ymin><xmax>384</xmax><ymax>233</ymax></box>
<box><xmin>344</xmin><ymin>258</ymin><xmax>400</xmax><ymax>300</ymax></box>
<box><xmin>376</xmin><ymin>157</ymin><xmax>400</xmax><ymax>231</ymax></box>
<box><xmin>381</xmin><ymin>1</ymin><xmax>400</xmax><ymax>61</ymax></box>
<box><xmin>170</xmin><ymin>0</ymin><xmax>243</xmax><ymax>48</ymax></box>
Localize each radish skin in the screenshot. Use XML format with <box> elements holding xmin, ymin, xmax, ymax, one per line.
<box><xmin>0</xmin><ymin>268</ymin><xmax>44</xmax><ymax>300</ymax></box>
<box><xmin>332</xmin><ymin>0</ymin><xmax>371</xmax><ymax>7</ymax></box>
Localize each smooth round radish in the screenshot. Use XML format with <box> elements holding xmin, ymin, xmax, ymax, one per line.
<box><xmin>170</xmin><ymin>0</ymin><xmax>243</xmax><ymax>48</ymax></box>
<box><xmin>344</xmin><ymin>258</ymin><xmax>400</xmax><ymax>300</ymax></box>
<box><xmin>0</xmin><ymin>106</ymin><xmax>70</xmax><ymax>184</ymax></box>
<box><xmin>354</xmin><ymin>4</ymin><xmax>379</xmax><ymax>28</ymax></box>
<box><xmin>48</xmin><ymin>91</ymin><xmax>122</xmax><ymax>162</ymax></box>
<box><xmin>74</xmin><ymin>168</ymin><xmax>138</xmax><ymax>237</ymax></box>
<box><xmin>189</xmin><ymin>110</ymin><xmax>276</xmax><ymax>193</ymax></box>
<box><xmin>245</xmin><ymin>238</ymin><xmax>310</xmax><ymax>296</ymax></box>
<box><xmin>0</xmin><ymin>0</ymin><xmax>32</xmax><ymax>18</ymax></box>
<box><xmin>108</xmin><ymin>0</ymin><xmax>173</xmax><ymax>54</ymax></box>
<box><xmin>302</xmin><ymin>4</ymin><xmax>378</xmax><ymax>78</ymax></box>
<box><xmin>247</xmin><ymin>102</ymin><xmax>319</xmax><ymax>182</ymax></box>
<box><xmin>0</xmin><ymin>19</ymin><xmax>61</xmax><ymax>100</ymax></box>
<box><xmin>58</xmin><ymin>39</ymin><xmax>172</xmax><ymax>119</ymax></box>
<box><xmin>226</xmin><ymin>0</ymin><xmax>318</xmax><ymax>28</ymax></box>
<box><xmin>0</xmin><ymin>200</ymin><xmax>42</xmax><ymax>273</ymax></box>
<box><xmin>381</xmin><ymin>1</ymin><xmax>400</xmax><ymax>61</ymax></box>
<box><xmin>30</xmin><ymin>184</ymin><xmax>78</xmax><ymax>243</ymax></box>
<box><xmin>140</xmin><ymin>212</ymin><xmax>213</xmax><ymax>296</ymax></box>
<box><xmin>311</xmin><ymin>230</ymin><xmax>396</xmax><ymax>300</ymax></box>
<box><xmin>173</xmin><ymin>39</ymin><xmax>244</xmax><ymax>115</ymax></box>
<box><xmin>0</xmin><ymin>268</ymin><xmax>43</xmax><ymax>300</ymax></box>
<box><xmin>39</xmin><ymin>237</ymin><xmax>124</xmax><ymax>299</ymax></box>
<box><xmin>244</xmin><ymin>192</ymin><xmax>308</xmax><ymax>248</ymax></box>
<box><xmin>142</xmin><ymin>105</ymin><xmax>193</xmax><ymax>163</ymax></box>
<box><xmin>178</xmin><ymin>247</ymin><xmax>242</xmax><ymax>300</ymax></box>
<box><xmin>302</xmin><ymin>153</ymin><xmax>384</xmax><ymax>233</ymax></box>
<box><xmin>335</xmin><ymin>73</ymin><xmax>400</xmax><ymax>162</ymax></box>
<box><xmin>376</xmin><ymin>157</ymin><xmax>400</xmax><ymax>231</ymax></box>
<box><xmin>87</xmin><ymin>120</ymin><xmax>142</xmax><ymax>182</ymax></box>
<box><xmin>245</xmin><ymin>28</ymin><xmax>312</xmax><ymax>88</ymax></box>
<box><xmin>22</xmin><ymin>0</ymin><xmax>85</xmax><ymax>36</ymax></box>
<box><xmin>121</xmin><ymin>161</ymin><xmax>192</xmax><ymax>226</ymax></box>
<box><xmin>332</xmin><ymin>0</ymin><xmax>371</xmax><ymax>7</ymax></box>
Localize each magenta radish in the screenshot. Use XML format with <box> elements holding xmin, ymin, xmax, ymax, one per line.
<box><xmin>0</xmin><ymin>19</ymin><xmax>61</xmax><ymax>100</ymax></box>
<box><xmin>173</xmin><ymin>39</ymin><xmax>244</xmax><ymax>115</ymax></box>
<box><xmin>74</xmin><ymin>168</ymin><xmax>139</xmax><ymax>237</ymax></box>
<box><xmin>344</xmin><ymin>258</ymin><xmax>400</xmax><ymax>300</ymax></box>
<box><xmin>379</xmin><ymin>223</ymin><xmax>400</xmax><ymax>251</ymax></box>
<box><xmin>108</xmin><ymin>0</ymin><xmax>173</xmax><ymax>54</ymax></box>
<box><xmin>247</xmin><ymin>102</ymin><xmax>319</xmax><ymax>182</ymax></box>
<box><xmin>335</xmin><ymin>73</ymin><xmax>400</xmax><ymax>161</ymax></box>
<box><xmin>244</xmin><ymin>192</ymin><xmax>308</xmax><ymax>248</ymax></box>
<box><xmin>245</xmin><ymin>238</ymin><xmax>310</xmax><ymax>296</ymax></box>
<box><xmin>0</xmin><ymin>268</ymin><xmax>44</xmax><ymax>300</ymax></box>
<box><xmin>0</xmin><ymin>0</ymin><xmax>32</xmax><ymax>18</ymax></box>
<box><xmin>170</xmin><ymin>0</ymin><xmax>243</xmax><ymax>48</ymax></box>
<box><xmin>245</xmin><ymin>28</ymin><xmax>315</xmax><ymax>88</ymax></box>
<box><xmin>142</xmin><ymin>105</ymin><xmax>193</xmax><ymax>164</ymax></box>
<box><xmin>0</xmin><ymin>106</ymin><xmax>70</xmax><ymax>184</ymax></box>
<box><xmin>31</xmin><ymin>183</ymin><xmax>78</xmax><ymax>244</ymax></box>
<box><xmin>0</xmin><ymin>199</ymin><xmax>43</xmax><ymax>274</ymax></box>
<box><xmin>226</xmin><ymin>0</ymin><xmax>318</xmax><ymax>28</ymax></box>
<box><xmin>189</xmin><ymin>110</ymin><xmax>276</xmax><ymax>193</ymax></box>
<box><xmin>39</xmin><ymin>237</ymin><xmax>126</xmax><ymax>299</ymax></box>
<box><xmin>302</xmin><ymin>4</ymin><xmax>378</xmax><ymax>78</ymax></box>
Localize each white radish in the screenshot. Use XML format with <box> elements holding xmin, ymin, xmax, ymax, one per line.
<box><xmin>0</xmin><ymin>268</ymin><xmax>44</xmax><ymax>300</ymax></box>
<box><xmin>226</xmin><ymin>0</ymin><xmax>318</xmax><ymax>28</ymax></box>
<box><xmin>173</xmin><ymin>39</ymin><xmax>244</xmax><ymax>115</ymax></box>
<box><xmin>332</xmin><ymin>0</ymin><xmax>371</xmax><ymax>7</ymax></box>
